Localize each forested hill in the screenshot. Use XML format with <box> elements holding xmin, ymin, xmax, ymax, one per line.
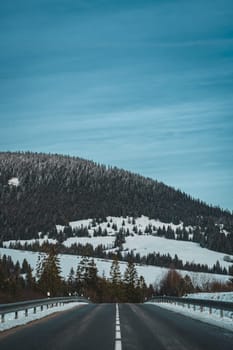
<box><xmin>0</xmin><ymin>152</ymin><xmax>233</xmax><ymax>253</ymax></box>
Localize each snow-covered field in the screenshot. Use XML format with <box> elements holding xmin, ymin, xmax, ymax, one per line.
<box><xmin>147</xmin><ymin>292</ymin><xmax>233</xmax><ymax>331</ymax></box>
<box><xmin>3</xmin><ymin>216</ymin><xmax>232</xmax><ymax>271</ymax></box>
<box><xmin>122</xmin><ymin>235</ymin><xmax>232</xmax><ymax>269</ymax></box>
<box><xmin>186</xmin><ymin>291</ymin><xmax>233</xmax><ymax>302</ymax></box>
<box><xmin>4</xmin><ymin>234</ymin><xmax>232</xmax><ymax>270</ymax></box>
<box><xmin>0</xmin><ymin>248</ymin><xmax>230</xmax><ymax>288</ymax></box>
<box><xmin>0</xmin><ymin>302</ymin><xmax>87</xmax><ymax>332</ymax></box>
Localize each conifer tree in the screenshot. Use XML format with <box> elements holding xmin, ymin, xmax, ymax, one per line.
<box><xmin>38</xmin><ymin>246</ymin><xmax>62</xmax><ymax>296</ymax></box>
<box><xmin>123</xmin><ymin>260</ymin><xmax>138</xmax><ymax>302</ymax></box>
<box><xmin>110</xmin><ymin>258</ymin><xmax>121</xmax><ymax>285</ymax></box>
<box><xmin>25</xmin><ymin>265</ymin><xmax>35</xmax><ymax>289</ymax></box>
<box><xmin>87</xmin><ymin>259</ymin><xmax>98</xmax><ymax>288</ymax></box>
<box><xmin>67</xmin><ymin>267</ymin><xmax>75</xmax><ymax>293</ymax></box>
<box><xmin>110</xmin><ymin>257</ymin><xmax>122</xmax><ymax>301</ymax></box>
<box><xmin>124</xmin><ymin>260</ymin><xmax>138</xmax><ymax>287</ymax></box>
<box><xmin>76</xmin><ymin>264</ymin><xmax>84</xmax><ymax>295</ymax></box>
<box><xmin>136</xmin><ymin>275</ymin><xmax>147</xmax><ymax>302</ymax></box>
<box><xmin>21</xmin><ymin>258</ymin><xmax>30</xmax><ymax>274</ymax></box>
<box><xmin>79</xmin><ymin>256</ymin><xmax>90</xmax><ymax>286</ymax></box>
<box><xmin>36</xmin><ymin>252</ymin><xmax>45</xmax><ymax>280</ymax></box>
<box><xmin>76</xmin><ymin>256</ymin><xmax>98</xmax><ymax>294</ymax></box>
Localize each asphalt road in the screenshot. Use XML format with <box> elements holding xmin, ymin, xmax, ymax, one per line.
<box><xmin>0</xmin><ymin>303</ymin><xmax>232</xmax><ymax>350</ymax></box>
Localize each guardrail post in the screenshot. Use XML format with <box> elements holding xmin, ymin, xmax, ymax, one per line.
<box><xmin>25</xmin><ymin>309</ymin><xmax>28</xmax><ymax>317</ymax></box>
<box><xmin>220</xmin><ymin>309</ymin><xmax>223</xmax><ymax>318</ymax></box>
<box><xmin>41</xmin><ymin>305</ymin><xmax>43</xmax><ymax>311</ymax></box>
<box><xmin>34</xmin><ymin>307</ymin><xmax>36</xmax><ymax>314</ymax></box>
<box><xmin>15</xmin><ymin>311</ymin><xmax>18</xmax><ymax>319</ymax></box>
<box><xmin>1</xmin><ymin>314</ymin><xmax>5</xmax><ymax>323</ymax></box>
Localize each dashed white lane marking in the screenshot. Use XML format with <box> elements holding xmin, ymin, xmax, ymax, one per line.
<box><xmin>116</xmin><ymin>330</ymin><xmax>121</xmax><ymax>339</ymax></box>
<box><xmin>115</xmin><ymin>340</ymin><xmax>122</xmax><ymax>350</ymax></box>
<box><xmin>114</xmin><ymin>304</ymin><xmax>122</xmax><ymax>350</ymax></box>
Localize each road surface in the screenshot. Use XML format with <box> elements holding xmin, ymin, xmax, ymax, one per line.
<box><xmin>0</xmin><ymin>303</ymin><xmax>232</xmax><ymax>350</ymax></box>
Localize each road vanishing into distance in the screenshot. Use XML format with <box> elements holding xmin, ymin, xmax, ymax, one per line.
<box><xmin>0</xmin><ymin>303</ymin><xmax>232</xmax><ymax>350</ymax></box>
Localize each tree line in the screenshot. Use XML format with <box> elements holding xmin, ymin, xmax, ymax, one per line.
<box><xmin>0</xmin><ymin>248</ymin><xmax>153</xmax><ymax>303</ymax></box>
<box><xmin>1</xmin><ymin>249</ymin><xmax>233</xmax><ymax>304</ymax></box>
<box><xmin>4</xmin><ymin>240</ymin><xmax>232</xmax><ymax>276</ymax></box>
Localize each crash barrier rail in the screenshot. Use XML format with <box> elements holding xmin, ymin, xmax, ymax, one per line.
<box><xmin>147</xmin><ymin>296</ymin><xmax>233</xmax><ymax>318</ymax></box>
<box><xmin>0</xmin><ymin>296</ymin><xmax>89</xmax><ymax>323</ymax></box>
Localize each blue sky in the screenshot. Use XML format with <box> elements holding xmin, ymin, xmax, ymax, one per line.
<box><xmin>0</xmin><ymin>0</ymin><xmax>233</xmax><ymax>210</ymax></box>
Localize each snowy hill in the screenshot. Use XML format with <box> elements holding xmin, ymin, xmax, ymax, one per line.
<box><xmin>0</xmin><ymin>247</ymin><xmax>230</xmax><ymax>289</ymax></box>
<box><xmin>2</xmin><ymin>216</ymin><xmax>233</xmax><ymax>293</ymax></box>
<box><xmin>1</xmin><ymin>152</ymin><xmax>233</xmax><ymax>286</ymax></box>
<box><xmin>1</xmin><ymin>151</ymin><xmax>233</xmax><ymax>256</ymax></box>
<box><xmin>4</xmin><ymin>216</ymin><xmax>233</xmax><ymax>273</ymax></box>
<box><xmin>2</xmin><ymin>216</ymin><xmax>233</xmax><ymax>290</ymax></box>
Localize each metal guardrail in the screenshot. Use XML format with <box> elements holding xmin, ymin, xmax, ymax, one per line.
<box><xmin>0</xmin><ymin>296</ymin><xmax>89</xmax><ymax>323</ymax></box>
<box><xmin>147</xmin><ymin>296</ymin><xmax>233</xmax><ymax>317</ymax></box>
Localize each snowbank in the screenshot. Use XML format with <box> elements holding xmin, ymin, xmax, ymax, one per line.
<box><xmin>0</xmin><ymin>302</ymin><xmax>87</xmax><ymax>332</ymax></box>
<box><xmin>147</xmin><ymin>291</ymin><xmax>233</xmax><ymax>331</ymax></box>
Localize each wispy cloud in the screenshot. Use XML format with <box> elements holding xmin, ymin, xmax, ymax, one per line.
<box><xmin>0</xmin><ymin>0</ymin><xmax>233</xmax><ymax>209</ymax></box>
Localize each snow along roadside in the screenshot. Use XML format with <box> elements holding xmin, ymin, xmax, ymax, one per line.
<box><xmin>146</xmin><ymin>302</ymin><xmax>233</xmax><ymax>332</ymax></box>
<box><xmin>0</xmin><ymin>302</ymin><xmax>87</xmax><ymax>332</ymax></box>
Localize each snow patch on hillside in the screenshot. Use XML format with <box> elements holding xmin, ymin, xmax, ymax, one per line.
<box><xmin>58</xmin><ymin>215</ymin><xmax>187</xmax><ymax>235</ymax></box>
<box><xmin>8</xmin><ymin>177</ymin><xmax>20</xmax><ymax>187</ymax></box>
<box><xmin>63</xmin><ymin>236</ymin><xmax>115</xmax><ymax>249</ymax></box>
<box><xmin>4</xmin><ymin>236</ymin><xmax>57</xmax><ymax>248</ymax></box>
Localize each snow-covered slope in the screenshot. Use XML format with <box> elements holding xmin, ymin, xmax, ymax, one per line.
<box><xmin>58</xmin><ymin>215</ymin><xmax>190</xmax><ymax>236</ymax></box>
<box><xmin>122</xmin><ymin>236</ymin><xmax>232</xmax><ymax>269</ymax></box>
<box><xmin>0</xmin><ymin>248</ymin><xmax>230</xmax><ymax>288</ymax></box>
<box><xmin>4</xmin><ymin>216</ymin><xmax>233</xmax><ymax>271</ymax></box>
